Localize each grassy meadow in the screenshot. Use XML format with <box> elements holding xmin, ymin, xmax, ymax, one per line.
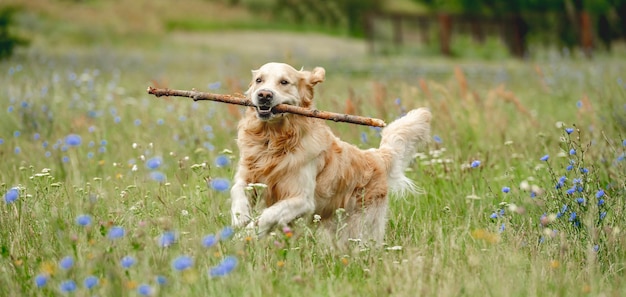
<box><xmin>2</xmin><ymin>2</ymin><xmax>626</xmax><ymax>296</ymax></box>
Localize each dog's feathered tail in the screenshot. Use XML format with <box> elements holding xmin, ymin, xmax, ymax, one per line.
<box><xmin>379</xmin><ymin>108</ymin><xmax>431</xmax><ymax>196</ymax></box>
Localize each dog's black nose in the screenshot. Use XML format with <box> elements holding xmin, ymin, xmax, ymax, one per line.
<box><xmin>257</xmin><ymin>90</ymin><xmax>273</xmax><ymax>105</ymax></box>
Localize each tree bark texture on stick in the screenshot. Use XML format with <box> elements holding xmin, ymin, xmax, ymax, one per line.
<box><xmin>147</xmin><ymin>87</ymin><xmax>387</xmax><ymax>127</ymax></box>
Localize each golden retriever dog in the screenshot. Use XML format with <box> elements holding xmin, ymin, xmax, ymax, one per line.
<box><xmin>230</xmin><ymin>62</ymin><xmax>431</xmax><ymax>246</ymax></box>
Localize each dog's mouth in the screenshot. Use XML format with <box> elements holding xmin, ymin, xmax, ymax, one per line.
<box><xmin>255</xmin><ymin>105</ymin><xmax>275</xmax><ymax>120</ymax></box>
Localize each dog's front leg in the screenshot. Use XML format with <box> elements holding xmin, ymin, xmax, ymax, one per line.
<box><xmin>255</xmin><ymin>165</ymin><xmax>316</xmax><ymax>236</ymax></box>
<box><xmin>231</xmin><ymin>176</ymin><xmax>252</xmax><ymax>228</ymax></box>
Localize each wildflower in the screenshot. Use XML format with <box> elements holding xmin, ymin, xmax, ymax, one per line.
<box><xmin>208</xmin><ymin>82</ymin><xmax>221</xmax><ymax>90</ymax></box>
<box><xmin>14</xmin><ymin>130</ymin><xmax>20</xmax><ymax>137</ymax></box>
<box><xmin>59</xmin><ymin>280</ymin><xmax>77</xmax><ymax>293</ymax></box>
<box><xmin>134</xmin><ymin>119</ymin><xmax>141</xmax><ymax>126</ymax></box>
<box><xmin>502</xmin><ymin>187</ymin><xmax>510</xmax><ymax>193</ymax></box>
<box><xmin>84</xmin><ymin>276</ymin><xmax>99</xmax><ymax>289</ymax></box>
<box><xmin>598</xmin><ymin>199</ymin><xmax>605</xmax><ymax>206</ymax></box>
<box><xmin>593</xmin><ymin>245</ymin><xmax>599</xmax><ymax>253</ymax></box>
<box><xmin>580</xmin><ymin>168</ymin><xmax>589</xmax><ymax>174</ymax></box>
<box><xmin>576</xmin><ymin>197</ymin><xmax>585</xmax><ymax>204</ymax></box>
<box><xmin>149</xmin><ymin>171</ymin><xmax>166</xmax><ymax>182</ymax></box>
<box><xmin>215</xmin><ymin>155</ymin><xmax>230</xmax><ymax>167</ymax></box>
<box><xmin>433</xmin><ymin>135</ymin><xmax>442</xmax><ymax>143</ymax></box>
<box><xmin>156</xmin><ymin>275</ymin><xmax>167</xmax><ymax>285</ymax></box>
<box><xmin>623</xmin><ymin>139</ymin><xmax>626</xmax><ymax>146</ymax></box>
<box><xmin>4</xmin><ymin>188</ymin><xmax>19</xmax><ymax>204</ymax></box>
<box><xmin>569</xmin><ymin>149</ymin><xmax>576</xmax><ymax>155</ymax></box>
<box><xmin>470</xmin><ymin>160</ymin><xmax>481</xmax><ymax>168</ymax></box>
<box><xmin>360</xmin><ymin>132</ymin><xmax>368</xmax><ymax>144</ymax></box>
<box><xmin>220</xmin><ymin>226</ymin><xmax>234</xmax><ymax>240</ymax></box>
<box><xmin>566</xmin><ymin>165</ymin><xmax>573</xmax><ymax>171</ymax></box>
<box><xmin>569</xmin><ymin>212</ymin><xmax>577</xmax><ymax>222</ymax></box>
<box><xmin>172</xmin><ymin>255</ymin><xmax>193</xmax><ymax>271</ymax></box>
<box><xmin>137</xmin><ymin>284</ymin><xmax>152</xmax><ymax>296</ymax></box>
<box><xmin>489</xmin><ymin>213</ymin><xmax>498</xmax><ymax>219</ymax></box>
<box><xmin>59</xmin><ymin>256</ymin><xmax>74</xmax><ymax>270</ymax></box>
<box><xmin>202</xmin><ymin>234</ymin><xmax>217</xmax><ymax>248</ymax></box>
<box><xmin>76</xmin><ymin>214</ymin><xmax>92</xmax><ymax>226</ymax></box>
<box><xmin>108</xmin><ymin>226</ymin><xmax>125</xmax><ymax>239</ymax></box>
<box><xmin>540</xmin><ymin>155</ymin><xmax>549</xmax><ymax>161</ymax></box>
<box><xmin>158</xmin><ymin>231</ymin><xmax>176</xmax><ymax>247</ymax></box>
<box><xmin>561</xmin><ymin>205</ymin><xmax>568</xmax><ymax>213</ymax></box>
<box><xmin>35</xmin><ymin>274</ymin><xmax>48</xmax><ymax>288</ymax></box>
<box><xmin>65</xmin><ymin>134</ymin><xmax>82</xmax><ymax>146</ymax></box>
<box><xmin>210</xmin><ymin>178</ymin><xmax>230</xmax><ymax>192</ymax></box>
<box><xmin>145</xmin><ymin>157</ymin><xmax>162</xmax><ymax>170</ymax></box>
<box><xmin>120</xmin><ymin>256</ymin><xmax>136</xmax><ymax>269</ymax></box>
<box><xmin>596</xmin><ymin>190</ymin><xmax>605</xmax><ymax>198</ymax></box>
<box><xmin>565</xmin><ymin>128</ymin><xmax>574</xmax><ymax>134</ymax></box>
<box><xmin>573</xmin><ymin>178</ymin><xmax>582</xmax><ymax>184</ymax></box>
<box><xmin>499</xmin><ymin>223</ymin><xmax>505</xmax><ymax>232</ymax></box>
<box><xmin>209</xmin><ymin>256</ymin><xmax>238</xmax><ymax>277</ymax></box>
<box><xmin>599</xmin><ymin>212</ymin><xmax>607</xmax><ymax>220</ymax></box>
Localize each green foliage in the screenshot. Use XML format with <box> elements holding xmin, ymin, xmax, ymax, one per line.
<box><xmin>0</xmin><ymin>6</ymin><xmax>28</xmax><ymax>60</ymax></box>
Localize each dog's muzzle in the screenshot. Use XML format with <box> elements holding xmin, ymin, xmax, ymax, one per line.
<box><xmin>255</xmin><ymin>89</ymin><xmax>275</xmax><ymax>120</ymax></box>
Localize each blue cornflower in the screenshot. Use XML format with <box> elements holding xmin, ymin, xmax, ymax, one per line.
<box><xmin>76</xmin><ymin>214</ymin><xmax>92</xmax><ymax>226</ymax></box>
<box><xmin>593</xmin><ymin>245</ymin><xmax>599</xmax><ymax>253</ymax></box>
<box><xmin>559</xmin><ymin>176</ymin><xmax>567</xmax><ymax>184</ymax></box>
<box><xmin>146</xmin><ymin>157</ymin><xmax>162</xmax><ymax>170</ymax></box>
<box><xmin>157</xmin><ymin>119</ymin><xmax>164</xmax><ymax>125</ymax></box>
<box><xmin>623</xmin><ymin>139</ymin><xmax>626</xmax><ymax>146</ymax></box>
<box><xmin>569</xmin><ymin>149</ymin><xmax>576</xmax><ymax>155</ymax></box>
<box><xmin>100</xmin><ymin>140</ymin><xmax>107</xmax><ymax>146</ymax></box>
<box><xmin>84</xmin><ymin>276</ymin><xmax>99</xmax><ymax>289</ymax></box>
<box><xmin>576</xmin><ymin>100</ymin><xmax>583</xmax><ymax>108</ymax></box>
<box><xmin>600</xmin><ymin>212</ymin><xmax>607</xmax><ymax>220</ymax></box>
<box><xmin>0</xmin><ymin>138</ymin><xmax>3</xmax><ymax>144</ymax></box>
<box><xmin>88</xmin><ymin>126</ymin><xmax>96</xmax><ymax>133</ymax></box>
<box><xmin>540</xmin><ymin>154</ymin><xmax>549</xmax><ymax>161</ymax></box>
<box><xmin>59</xmin><ymin>280</ymin><xmax>77</xmax><ymax>293</ymax></box>
<box><xmin>360</xmin><ymin>132</ymin><xmax>368</xmax><ymax>144</ymax></box>
<box><xmin>14</xmin><ymin>147</ymin><xmax>21</xmax><ymax>154</ymax></box>
<box><xmin>470</xmin><ymin>160</ymin><xmax>480</xmax><ymax>168</ymax></box>
<box><xmin>489</xmin><ymin>213</ymin><xmax>498</xmax><ymax>219</ymax></box>
<box><xmin>59</xmin><ymin>256</ymin><xmax>74</xmax><ymax>270</ymax></box>
<box><xmin>65</xmin><ymin>134</ymin><xmax>82</xmax><ymax>146</ymax></box>
<box><xmin>565</xmin><ymin>128</ymin><xmax>574</xmax><ymax>134</ymax></box>
<box><xmin>35</xmin><ymin>274</ymin><xmax>48</xmax><ymax>288</ymax></box>
<box><xmin>108</xmin><ymin>226</ymin><xmax>125</xmax><ymax>239</ymax></box>
<box><xmin>502</xmin><ymin>186</ymin><xmax>510</xmax><ymax>193</ymax></box>
<box><xmin>159</xmin><ymin>231</ymin><xmax>176</xmax><ymax>247</ymax></box>
<box><xmin>134</xmin><ymin>119</ymin><xmax>141</xmax><ymax>126</ymax></box>
<box><xmin>172</xmin><ymin>255</ymin><xmax>193</xmax><ymax>271</ymax></box>
<box><xmin>208</xmin><ymin>81</ymin><xmax>221</xmax><ymax>90</ymax></box>
<box><xmin>149</xmin><ymin>171</ymin><xmax>166</xmax><ymax>182</ymax></box>
<box><xmin>598</xmin><ymin>199</ymin><xmax>605</xmax><ymax>206</ymax></box>
<box><xmin>14</xmin><ymin>130</ymin><xmax>20</xmax><ymax>137</ymax></box>
<box><xmin>561</xmin><ymin>205</ymin><xmax>568</xmax><ymax>213</ymax></box>
<box><xmin>580</xmin><ymin>168</ymin><xmax>589</xmax><ymax>174</ymax></box>
<box><xmin>4</xmin><ymin>188</ymin><xmax>19</xmax><ymax>204</ymax></box>
<box><xmin>137</xmin><ymin>284</ymin><xmax>152</xmax><ymax>296</ymax></box>
<box><xmin>566</xmin><ymin>165</ymin><xmax>573</xmax><ymax>171</ymax></box>
<box><xmin>34</xmin><ymin>133</ymin><xmax>40</xmax><ymax>141</ymax></box>
<box><xmin>156</xmin><ymin>275</ymin><xmax>167</xmax><ymax>285</ymax></box>
<box><xmin>202</xmin><ymin>234</ymin><xmax>217</xmax><ymax>248</ymax></box>
<box><xmin>569</xmin><ymin>212</ymin><xmax>577</xmax><ymax>222</ymax></box>
<box><xmin>62</xmin><ymin>156</ymin><xmax>69</xmax><ymax>163</ymax></box>
<box><xmin>210</xmin><ymin>178</ymin><xmax>230</xmax><ymax>192</ymax></box>
<box><xmin>220</xmin><ymin>226</ymin><xmax>234</xmax><ymax>240</ymax></box>
<box><xmin>596</xmin><ymin>190</ymin><xmax>605</xmax><ymax>198</ymax></box>
<box><xmin>573</xmin><ymin>178</ymin><xmax>582</xmax><ymax>184</ymax></box>
<box><xmin>209</xmin><ymin>256</ymin><xmax>238</xmax><ymax>277</ymax></box>
<box><xmin>433</xmin><ymin>135</ymin><xmax>442</xmax><ymax>143</ymax></box>
<box><xmin>576</xmin><ymin>197</ymin><xmax>585</xmax><ymax>204</ymax></box>
<box><xmin>499</xmin><ymin>223</ymin><xmax>505</xmax><ymax>232</ymax></box>
<box><xmin>215</xmin><ymin>155</ymin><xmax>230</xmax><ymax>167</ymax></box>
<box><xmin>114</xmin><ymin>116</ymin><xmax>121</xmax><ymax>123</ymax></box>
<box><xmin>530</xmin><ymin>191</ymin><xmax>537</xmax><ymax>198</ymax></box>
<box><xmin>120</xmin><ymin>256</ymin><xmax>136</xmax><ymax>269</ymax></box>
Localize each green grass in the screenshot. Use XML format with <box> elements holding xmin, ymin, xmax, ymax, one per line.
<box><xmin>1</xmin><ymin>32</ymin><xmax>626</xmax><ymax>297</ymax></box>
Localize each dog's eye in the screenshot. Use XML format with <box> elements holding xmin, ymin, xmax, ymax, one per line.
<box><xmin>280</xmin><ymin>80</ymin><xmax>289</xmax><ymax>85</ymax></box>
<box><xmin>255</xmin><ymin>78</ymin><xmax>262</xmax><ymax>83</ymax></box>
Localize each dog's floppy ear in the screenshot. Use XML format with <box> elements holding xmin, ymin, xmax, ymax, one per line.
<box><xmin>308</xmin><ymin>67</ymin><xmax>325</xmax><ymax>86</ymax></box>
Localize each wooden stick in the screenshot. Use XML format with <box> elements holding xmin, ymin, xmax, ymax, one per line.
<box><xmin>147</xmin><ymin>87</ymin><xmax>387</xmax><ymax>127</ymax></box>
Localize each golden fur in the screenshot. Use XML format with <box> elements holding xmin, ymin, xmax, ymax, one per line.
<box><xmin>230</xmin><ymin>62</ymin><xmax>431</xmax><ymax>246</ymax></box>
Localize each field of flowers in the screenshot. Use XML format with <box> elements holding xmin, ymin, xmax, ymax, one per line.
<box><xmin>1</xmin><ymin>39</ymin><xmax>625</xmax><ymax>296</ymax></box>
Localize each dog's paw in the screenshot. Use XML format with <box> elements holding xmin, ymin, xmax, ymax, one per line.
<box><xmin>231</xmin><ymin>212</ymin><xmax>251</xmax><ymax>228</ymax></box>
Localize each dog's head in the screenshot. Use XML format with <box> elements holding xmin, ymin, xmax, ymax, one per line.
<box><xmin>245</xmin><ymin>62</ymin><xmax>325</xmax><ymax>121</ymax></box>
